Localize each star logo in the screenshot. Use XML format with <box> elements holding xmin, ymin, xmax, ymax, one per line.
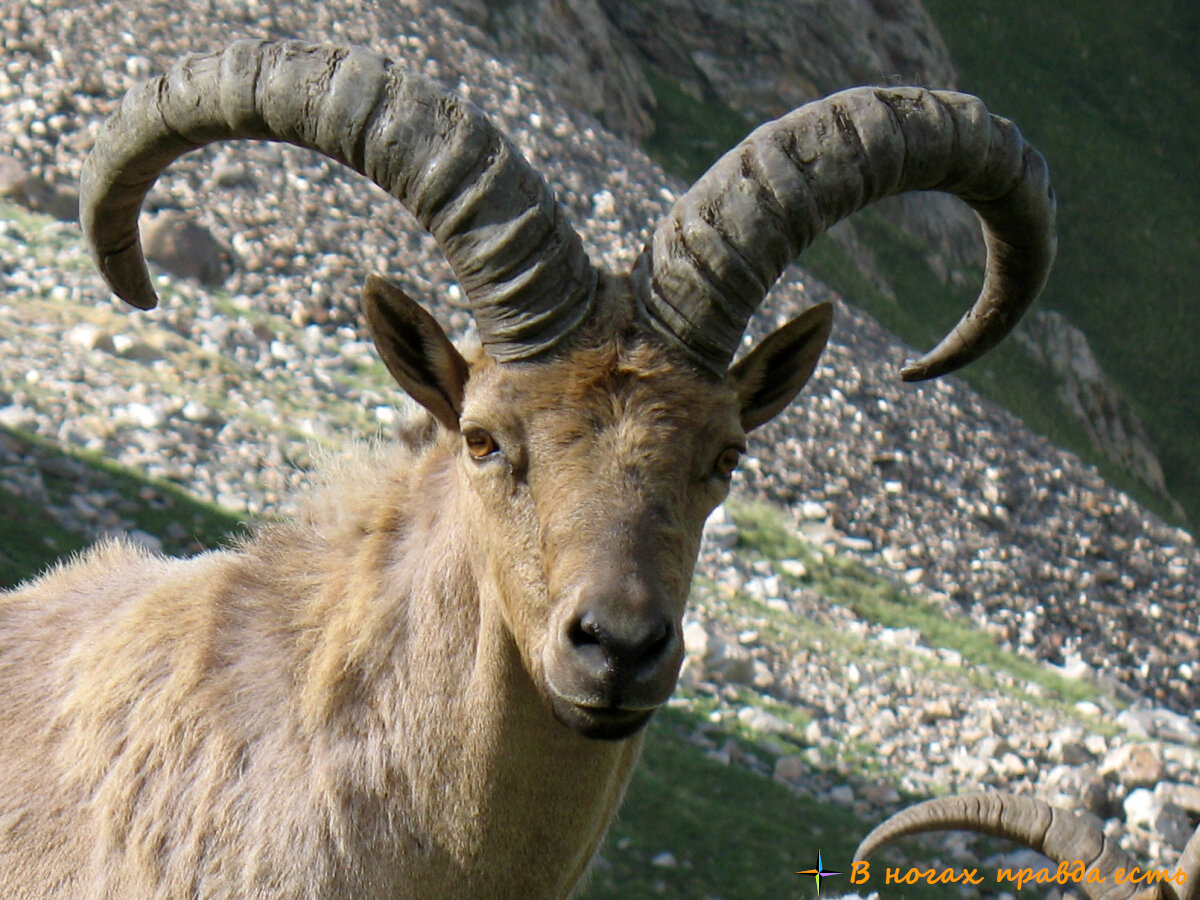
<box><xmin>796</xmin><ymin>850</ymin><xmax>842</xmax><ymax>894</ymax></box>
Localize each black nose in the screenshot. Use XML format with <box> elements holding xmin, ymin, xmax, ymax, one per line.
<box><xmin>567</xmin><ymin>608</ymin><xmax>675</xmax><ymax>680</ymax></box>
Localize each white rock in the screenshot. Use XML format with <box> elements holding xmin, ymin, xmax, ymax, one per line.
<box><xmin>1124</xmin><ymin>789</ymin><xmax>1193</xmax><ymax>850</ymax></box>
<box><xmin>800</xmin><ymin>500</ymin><xmax>827</xmax><ymax>520</ymax></box>
<box><xmin>120</xmin><ymin>402</ymin><xmax>164</xmax><ymax>429</ymax></box>
<box><xmin>65</xmin><ymin>322</ymin><xmax>115</xmax><ymax>352</ymax></box>
<box><xmin>876</xmin><ymin>627</ymin><xmax>922</xmax><ymax>649</ymax></box>
<box><xmin>736</xmin><ymin>706</ymin><xmax>790</xmax><ymax>735</ymax></box>
<box><xmin>591</xmin><ymin>189</ymin><xmax>616</xmax><ymax>218</ymax></box>
<box><xmin>840</xmin><ymin>535</ymin><xmax>873</xmax><ymax>553</ymax></box>
<box><xmin>0</xmin><ymin>405</ymin><xmax>36</xmax><ymax>429</ymax></box>
<box><xmin>779</xmin><ymin>558</ymin><xmax>807</xmax><ymax>578</ymax></box>
<box><xmin>127</xmin><ymin>529</ymin><xmax>164</xmax><ymax>555</ymax></box>
<box><xmin>1123</xmin><ymin>788</ymin><xmax>1159</xmax><ymax>829</ymax></box>
<box><xmin>828</xmin><ymin>784</ymin><xmax>855</xmax><ymax>805</ymax></box>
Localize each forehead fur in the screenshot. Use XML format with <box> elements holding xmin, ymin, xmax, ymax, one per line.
<box><xmin>471</xmin><ymin>334</ymin><xmax>737</xmax><ymax>436</ymax></box>
<box><xmin>459</xmin><ymin>271</ymin><xmax>745</xmax><ymax>460</ymax></box>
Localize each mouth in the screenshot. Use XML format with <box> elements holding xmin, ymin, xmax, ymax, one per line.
<box><xmin>549</xmin><ymin>694</ymin><xmax>656</xmax><ymax>741</ymax></box>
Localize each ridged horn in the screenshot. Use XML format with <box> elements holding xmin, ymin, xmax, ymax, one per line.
<box><xmin>1175</xmin><ymin>820</ymin><xmax>1200</xmax><ymax>900</ymax></box>
<box><xmin>79</xmin><ymin>40</ymin><xmax>596</xmax><ymax>362</ymax></box>
<box><xmin>855</xmin><ymin>793</ymin><xmax>1165</xmax><ymax>900</ymax></box>
<box><xmin>634</xmin><ymin>87</ymin><xmax>1056</xmax><ymax>379</ymax></box>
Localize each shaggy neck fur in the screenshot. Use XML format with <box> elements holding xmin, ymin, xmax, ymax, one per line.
<box><xmin>0</xmin><ymin>434</ymin><xmax>641</xmax><ymax>899</ymax></box>
<box><xmin>278</xmin><ymin>438</ymin><xmax>644</xmax><ymax>894</ymax></box>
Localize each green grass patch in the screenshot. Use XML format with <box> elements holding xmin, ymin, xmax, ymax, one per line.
<box><xmin>726</xmin><ymin>497</ymin><xmax>808</xmax><ymax>562</ymax></box>
<box><xmin>840</xmin><ymin>574</ymin><xmax>1104</xmax><ymax>711</ymax></box>
<box><xmin>725</xmin><ymin>498</ymin><xmax>1110</xmax><ymax>712</ymax></box>
<box><xmin>0</xmin><ymin>483</ymin><xmax>91</xmax><ymax>589</ymax></box>
<box><xmin>580</xmin><ymin>706</ymin><xmax>950</xmax><ymax>900</ymax></box>
<box><xmin>0</xmin><ymin>427</ymin><xmax>246</xmax><ymax>590</ymax></box>
<box><xmin>643</xmin><ymin>67</ymin><xmax>756</xmax><ymax>183</ymax></box>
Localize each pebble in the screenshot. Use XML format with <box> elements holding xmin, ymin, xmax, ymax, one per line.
<box><xmin>1101</xmin><ymin>744</ymin><xmax>1164</xmax><ymax>788</ymax></box>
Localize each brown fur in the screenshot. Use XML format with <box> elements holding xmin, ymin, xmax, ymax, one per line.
<box><xmin>0</xmin><ymin>276</ymin><xmax>827</xmax><ymax>897</ymax></box>
<box><xmin>1</xmin><ymin>440</ymin><xmax>642</xmax><ymax>897</ymax></box>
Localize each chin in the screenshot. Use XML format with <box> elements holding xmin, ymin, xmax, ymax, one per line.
<box><xmin>549</xmin><ymin>695</ymin><xmax>656</xmax><ymax>741</ymax></box>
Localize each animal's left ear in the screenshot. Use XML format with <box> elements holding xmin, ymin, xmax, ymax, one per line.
<box><xmin>362</xmin><ymin>274</ymin><xmax>470</xmax><ymax>432</ymax></box>
<box><xmin>728</xmin><ymin>302</ymin><xmax>833</xmax><ymax>431</ymax></box>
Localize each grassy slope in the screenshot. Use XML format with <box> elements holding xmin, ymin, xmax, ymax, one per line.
<box><xmin>0</xmin><ymin>481</ymin><xmax>90</xmax><ymax>588</ymax></box>
<box><xmin>638</xmin><ymin>5</ymin><xmax>1199</xmax><ymax>527</ymax></box>
<box><xmin>0</xmin><ymin>427</ymin><xmax>245</xmax><ymax>589</ymax></box>
<box><xmin>917</xmin><ymin>0</ymin><xmax>1200</xmax><ymax>526</ymax></box>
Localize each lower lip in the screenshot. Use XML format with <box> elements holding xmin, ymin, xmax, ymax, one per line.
<box><xmin>577</xmin><ymin>704</ymin><xmax>655</xmax><ymax>738</ymax></box>
<box><xmin>584</xmin><ymin>705</ymin><xmax>645</xmax><ymax>722</ymax></box>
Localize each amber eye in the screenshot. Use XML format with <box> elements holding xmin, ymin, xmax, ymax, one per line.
<box><xmin>714</xmin><ymin>446</ymin><xmax>742</xmax><ymax>479</ymax></box>
<box><xmin>464</xmin><ymin>429</ymin><xmax>499</xmax><ymax>460</ymax></box>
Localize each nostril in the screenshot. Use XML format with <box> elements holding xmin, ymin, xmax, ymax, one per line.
<box><xmin>566</xmin><ymin>610</ymin><xmax>674</xmax><ymax>672</ymax></box>
<box><xmin>643</xmin><ymin>619</ymin><xmax>671</xmax><ymax>658</ymax></box>
<box><xmin>623</xmin><ymin>618</ymin><xmax>675</xmax><ymax>675</ymax></box>
<box><xmin>638</xmin><ymin>618</ymin><xmax>670</xmax><ymax>664</ymax></box>
<box><xmin>566</xmin><ymin>613</ymin><xmax>611</xmax><ymax>677</ymax></box>
<box><xmin>568</xmin><ymin>614</ymin><xmax>604</xmax><ymax>648</ymax></box>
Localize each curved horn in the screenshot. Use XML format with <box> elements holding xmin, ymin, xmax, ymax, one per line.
<box><xmin>80</xmin><ymin>40</ymin><xmax>596</xmax><ymax>361</ymax></box>
<box><xmin>855</xmin><ymin>793</ymin><xmax>1159</xmax><ymax>900</ymax></box>
<box><xmin>634</xmin><ymin>87</ymin><xmax>1056</xmax><ymax>379</ymax></box>
<box><xmin>1175</xmin><ymin>821</ymin><xmax>1200</xmax><ymax>900</ymax></box>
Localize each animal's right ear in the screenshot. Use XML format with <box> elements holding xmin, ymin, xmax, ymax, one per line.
<box><xmin>727</xmin><ymin>302</ymin><xmax>833</xmax><ymax>432</ymax></box>
<box><xmin>362</xmin><ymin>274</ymin><xmax>470</xmax><ymax>432</ymax></box>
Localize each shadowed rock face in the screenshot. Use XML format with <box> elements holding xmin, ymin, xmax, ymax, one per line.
<box><xmin>1016</xmin><ymin>310</ymin><xmax>1179</xmax><ymax>514</ymax></box>
<box><xmin>473</xmin><ymin>0</ymin><xmax>959</xmax><ymax>142</ymax></box>
<box><xmin>601</xmin><ymin>0</ymin><xmax>959</xmax><ymax>122</ymax></box>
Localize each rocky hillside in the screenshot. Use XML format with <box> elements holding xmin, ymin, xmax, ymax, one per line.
<box><xmin>0</xmin><ymin>0</ymin><xmax>1198</xmax><ymax>892</ymax></box>
<box><xmin>464</xmin><ymin>0</ymin><xmax>1182</xmax><ymax>525</ymax></box>
<box><xmin>455</xmin><ymin>0</ymin><xmax>984</xmax><ymax>283</ymax></box>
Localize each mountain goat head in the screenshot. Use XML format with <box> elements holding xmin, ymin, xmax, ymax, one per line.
<box><xmin>19</xmin><ymin>38</ymin><xmax>1060</xmax><ymax>896</ymax></box>
<box><xmin>80</xmin><ymin>40</ymin><xmax>1054</xmax><ymax>743</ymax></box>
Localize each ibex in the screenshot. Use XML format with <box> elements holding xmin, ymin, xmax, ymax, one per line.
<box><xmin>858</xmin><ymin>792</ymin><xmax>1200</xmax><ymax>900</ymax></box>
<box><xmin>2</xmin><ymin>40</ymin><xmax>1057</xmax><ymax>897</ymax></box>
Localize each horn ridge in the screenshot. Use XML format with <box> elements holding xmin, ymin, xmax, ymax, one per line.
<box><xmin>636</xmin><ymin>86</ymin><xmax>1056</xmax><ymax>377</ymax></box>
<box><xmin>855</xmin><ymin>793</ymin><xmax>1144</xmax><ymax>900</ymax></box>
<box><xmin>80</xmin><ymin>39</ymin><xmax>595</xmax><ymax>359</ymax></box>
